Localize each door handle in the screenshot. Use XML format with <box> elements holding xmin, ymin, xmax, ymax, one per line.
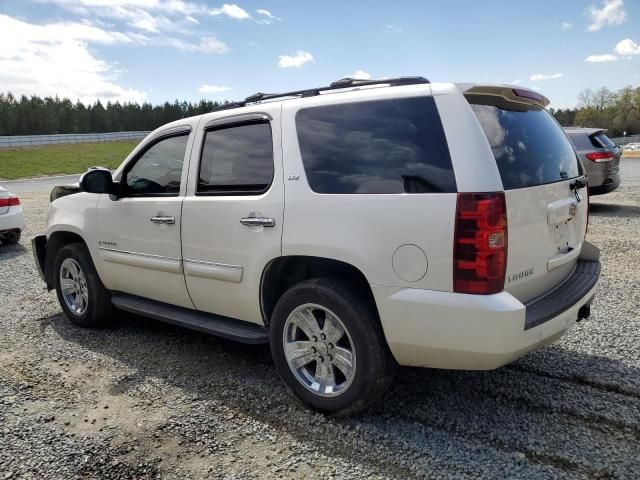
<box><xmin>240</xmin><ymin>217</ymin><xmax>275</xmax><ymax>227</ymax></box>
<box><xmin>150</xmin><ymin>216</ymin><xmax>175</xmax><ymax>225</ymax></box>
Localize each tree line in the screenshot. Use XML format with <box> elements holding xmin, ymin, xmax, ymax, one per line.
<box><xmin>1</xmin><ymin>85</ymin><xmax>639</xmax><ymax>137</ymax></box>
<box><xmin>0</xmin><ymin>93</ymin><xmax>222</xmax><ymax>136</ymax></box>
<box><xmin>550</xmin><ymin>85</ymin><xmax>640</xmax><ymax>138</ymax></box>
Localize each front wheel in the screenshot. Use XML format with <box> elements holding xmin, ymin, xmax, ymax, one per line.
<box><xmin>54</xmin><ymin>243</ymin><xmax>114</xmax><ymax>327</ymax></box>
<box><xmin>270</xmin><ymin>278</ymin><xmax>395</xmax><ymax>416</ymax></box>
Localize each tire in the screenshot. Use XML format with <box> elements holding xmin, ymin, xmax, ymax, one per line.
<box><xmin>1</xmin><ymin>230</ymin><xmax>20</xmax><ymax>245</ymax></box>
<box><xmin>270</xmin><ymin>277</ymin><xmax>396</xmax><ymax>416</ymax></box>
<box><xmin>54</xmin><ymin>242</ymin><xmax>114</xmax><ymax>327</ymax></box>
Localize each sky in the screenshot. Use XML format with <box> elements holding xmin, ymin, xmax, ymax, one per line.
<box><xmin>0</xmin><ymin>0</ymin><xmax>639</xmax><ymax>109</ymax></box>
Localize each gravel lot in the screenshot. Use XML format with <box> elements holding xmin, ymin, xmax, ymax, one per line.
<box><xmin>1</xmin><ymin>162</ymin><xmax>639</xmax><ymax>479</ymax></box>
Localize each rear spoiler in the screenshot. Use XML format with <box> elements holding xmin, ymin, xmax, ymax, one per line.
<box><xmin>456</xmin><ymin>84</ymin><xmax>550</xmax><ymax>108</ymax></box>
<box><xmin>564</xmin><ymin>127</ymin><xmax>608</xmax><ymax>136</ymax></box>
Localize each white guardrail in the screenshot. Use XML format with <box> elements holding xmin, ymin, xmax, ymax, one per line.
<box><xmin>0</xmin><ymin>131</ymin><xmax>150</xmax><ymax>148</ymax></box>
<box><xmin>611</xmin><ymin>134</ymin><xmax>640</xmax><ymax>147</ymax></box>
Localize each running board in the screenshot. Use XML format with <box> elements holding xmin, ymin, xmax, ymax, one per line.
<box><xmin>111</xmin><ymin>293</ymin><xmax>268</xmax><ymax>344</ymax></box>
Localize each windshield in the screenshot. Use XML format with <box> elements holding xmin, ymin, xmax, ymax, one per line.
<box><xmin>469</xmin><ymin>96</ymin><xmax>580</xmax><ymax>190</ymax></box>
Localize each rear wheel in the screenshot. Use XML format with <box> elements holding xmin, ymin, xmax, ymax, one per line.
<box><xmin>54</xmin><ymin>243</ymin><xmax>114</xmax><ymax>327</ymax></box>
<box><xmin>270</xmin><ymin>277</ymin><xmax>395</xmax><ymax>416</ymax></box>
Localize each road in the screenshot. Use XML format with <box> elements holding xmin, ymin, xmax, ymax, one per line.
<box><xmin>1</xmin><ymin>161</ymin><xmax>639</xmax><ymax>479</ymax></box>
<box><xmin>1</xmin><ymin>174</ymin><xmax>80</xmax><ymax>193</ymax></box>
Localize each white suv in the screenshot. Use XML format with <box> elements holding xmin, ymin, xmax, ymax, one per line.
<box><xmin>33</xmin><ymin>77</ymin><xmax>601</xmax><ymax>415</ymax></box>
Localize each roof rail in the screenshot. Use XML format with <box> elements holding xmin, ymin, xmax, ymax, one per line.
<box><xmin>212</xmin><ymin>76</ymin><xmax>430</xmax><ymax>112</ymax></box>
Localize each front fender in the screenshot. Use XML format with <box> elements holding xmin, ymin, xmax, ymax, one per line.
<box><xmin>43</xmin><ymin>192</ymin><xmax>102</xmax><ymax>287</ymax></box>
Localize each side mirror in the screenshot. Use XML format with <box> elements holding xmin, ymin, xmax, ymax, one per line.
<box><xmin>80</xmin><ymin>169</ymin><xmax>115</xmax><ymax>194</ymax></box>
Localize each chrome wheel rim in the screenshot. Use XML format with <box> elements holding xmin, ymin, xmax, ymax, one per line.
<box><xmin>283</xmin><ymin>303</ymin><xmax>356</xmax><ymax>398</ymax></box>
<box><xmin>59</xmin><ymin>258</ymin><xmax>89</xmax><ymax>316</ymax></box>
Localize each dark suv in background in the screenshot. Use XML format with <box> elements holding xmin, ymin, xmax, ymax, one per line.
<box><xmin>564</xmin><ymin>127</ymin><xmax>621</xmax><ymax>195</ymax></box>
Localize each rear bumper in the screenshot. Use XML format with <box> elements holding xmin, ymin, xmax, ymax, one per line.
<box><xmin>587</xmin><ymin>160</ymin><xmax>620</xmax><ymax>195</ymax></box>
<box><xmin>524</xmin><ymin>258</ymin><xmax>599</xmax><ymax>330</ymax></box>
<box><xmin>373</xmin><ymin>244</ymin><xmax>601</xmax><ymax>370</ymax></box>
<box><xmin>0</xmin><ymin>206</ymin><xmax>25</xmax><ymax>233</ymax></box>
<box><xmin>589</xmin><ymin>175</ymin><xmax>620</xmax><ymax>195</ymax></box>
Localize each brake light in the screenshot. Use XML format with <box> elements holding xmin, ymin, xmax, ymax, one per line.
<box><xmin>454</xmin><ymin>192</ymin><xmax>507</xmax><ymax>295</ymax></box>
<box><xmin>512</xmin><ymin>88</ymin><xmax>543</xmax><ymax>102</ymax></box>
<box><xmin>585</xmin><ymin>151</ymin><xmax>614</xmax><ymax>162</ymax></box>
<box><xmin>0</xmin><ymin>195</ymin><xmax>20</xmax><ymax>207</ymax></box>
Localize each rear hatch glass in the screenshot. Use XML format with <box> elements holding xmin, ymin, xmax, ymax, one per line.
<box><xmin>592</xmin><ymin>132</ymin><xmax>616</xmax><ymax>149</ymax></box>
<box><xmin>469</xmin><ymin>97</ymin><xmax>580</xmax><ymax>189</ymax></box>
<box><xmin>468</xmin><ymin>95</ymin><xmax>587</xmax><ymax>303</ymax></box>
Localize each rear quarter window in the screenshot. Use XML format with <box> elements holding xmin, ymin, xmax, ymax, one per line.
<box><xmin>295</xmin><ymin>96</ymin><xmax>456</xmax><ymax>194</ymax></box>
<box><xmin>566</xmin><ymin>131</ymin><xmax>594</xmax><ymax>151</ymax></box>
<box><xmin>469</xmin><ymin>96</ymin><xmax>580</xmax><ymax>190</ymax></box>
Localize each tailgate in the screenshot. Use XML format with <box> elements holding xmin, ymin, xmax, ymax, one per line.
<box><xmin>465</xmin><ymin>87</ymin><xmax>587</xmax><ymax>303</ymax></box>
<box><xmin>505</xmin><ymin>180</ymin><xmax>587</xmax><ymax>302</ymax></box>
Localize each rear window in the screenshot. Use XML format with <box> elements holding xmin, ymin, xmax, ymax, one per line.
<box><xmin>592</xmin><ymin>133</ymin><xmax>616</xmax><ymax>149</ymax></box>
<box><xmin>295</xmin><ymin>96</ymin><xmax>456</xmax><ymax>194</ymax></box>
<box><xmin>469</xmin><ymin>96</ymin><xmax>580</xmax><ymax>190</ymax></box>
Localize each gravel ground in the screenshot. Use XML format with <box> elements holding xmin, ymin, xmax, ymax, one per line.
<box><xmin>1</xmin><ymin>161</ymin><xmax>639</xmax><ymax>479</ymax></box>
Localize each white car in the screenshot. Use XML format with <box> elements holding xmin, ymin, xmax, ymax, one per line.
<box><xmin>0</xmin><ymin>186</ymin><xmax>25</xmax><ymax>245</ymax></box>
<box><xmin>32</xmin><ymin>77</ymin><xmax>601</xmax><ymax>415</ymax></box>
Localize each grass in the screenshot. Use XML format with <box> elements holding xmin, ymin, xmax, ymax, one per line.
<box><xmin>0</xmin><ymin>141</ymin><xmax>139</xmax><ymax>180</ymax></box>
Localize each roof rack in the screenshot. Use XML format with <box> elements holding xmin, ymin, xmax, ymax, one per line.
<box><xmin>212</xmin><ymin>76</ymin><xmax>430</xmax><ymax>112</ymax></box>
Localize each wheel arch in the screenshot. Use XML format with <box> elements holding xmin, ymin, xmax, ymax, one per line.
<box><xmin>260</xmin><ymin>255</ymin><xmax>379</xmax><ymax>326</ymax></box>
<box><xmin>44</xmin><ymin>230</ymin><xmax>88</xmax><ymax>288</ymax></box>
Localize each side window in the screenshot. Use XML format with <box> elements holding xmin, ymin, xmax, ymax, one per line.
<box><xmin>197</xmin><ymin>122</ymin><xmax>273</xmax><ymax>195</ymax></box>
<box><xmin>125</xmin><ymin>134</ymin><xmax>189</xmax><ymax>196</ymax></box>
<box><xmin>295</xmin><ymin>96</ymin><xmax>456</xmax><ymax>194</ymax></box>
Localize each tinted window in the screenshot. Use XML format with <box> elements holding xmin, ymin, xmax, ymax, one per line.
<box><xmin>198</xmin><ymin>122</ymin><xmax>273</xmax><ymax>194</ymax></box>
<box><xmin>470</xmin><ymin>97</ymin><xmax>580</xmax><ymax>190</ymax></box>
<box><xmin>125</xmin><ymin>134</ymin><xmax>188</xmax><ymax>195</ymax></box>
<box><xmin>295</xmin><ymin>97</ymin><xmax>456</xmax><ymax>194</ymax></box>
<box><xmin>566</xmin><ymin>131</ymin><xmax>593</xmax><ymax>150</ymax></box>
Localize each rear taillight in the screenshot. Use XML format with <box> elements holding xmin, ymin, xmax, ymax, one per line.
<box><xmin>0</xmin><ymin>195</ymin><xmax>20</xmax><ymax>207</ymax></box>
<box><xmin>585</xmin><ymin>151</ymin><xmax>614</xmax><ymax>162</ymax></box>
<box><xmin>454</xmin><ymin>192</ymin><xmax>507</xmax><ymax>295</ymax></box>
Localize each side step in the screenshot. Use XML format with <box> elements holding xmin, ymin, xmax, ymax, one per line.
<box><xmin>111</xmin><ymin>293</ymin><xmax>269</xmax><ymax>344</ymax></box>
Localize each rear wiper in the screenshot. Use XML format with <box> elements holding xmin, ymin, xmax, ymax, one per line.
<box><xmin>570</xmin><ymin>178</ymin><xmax>586</xmax><ymax>190</ymax></box>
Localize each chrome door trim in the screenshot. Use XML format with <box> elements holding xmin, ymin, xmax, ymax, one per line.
<box><xmin>99</xmin><ymin>247</ymin><xmax>182</xmax><ymax>274</ymax></box>
<box><xmin>183</xmin><ymin>258</ymin><xmax>243</xmax><ymax>283</ymax></box>
<box><xmin>99</xmin><ymin>247</ymin><xmax>181</xmax><ymax>261</ymax></box>
<box><xmin>184</xmin><ymin>259</ymin><xmax>242</xmax><ymax>269</ymax></box>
